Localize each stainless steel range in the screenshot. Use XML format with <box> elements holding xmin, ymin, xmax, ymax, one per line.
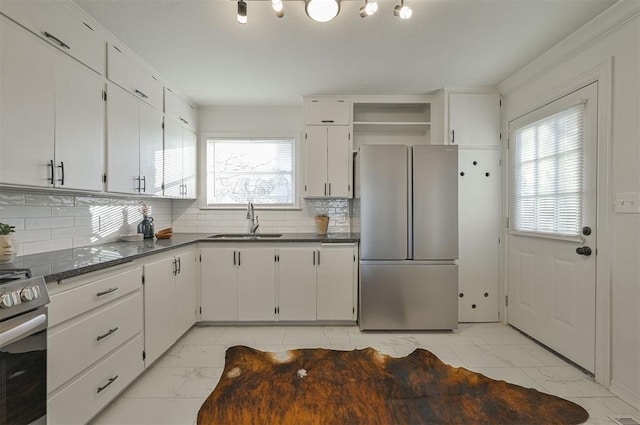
<box><xmin>0</xmin><ymin>268</ymin><xmax>50</xmax><ymax>425</ymax></box>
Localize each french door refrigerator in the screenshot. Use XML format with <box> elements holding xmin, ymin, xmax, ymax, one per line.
<box><xmin>359</xmin><ymin>144</ymin><xmax>459</xmax><ymax>330</ymax></box>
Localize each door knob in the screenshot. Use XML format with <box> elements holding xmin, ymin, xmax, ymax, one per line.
<box><xmin>576</xmin><ymin>246</ymin><xmax>592</xmax><ymax>256</ymax></box>
<box><xmin>582</xmin><ymin>226</ymin><xmax>592</xmax><ymax>236</ymax></box>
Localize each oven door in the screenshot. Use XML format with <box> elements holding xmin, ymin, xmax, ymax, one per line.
<box><xmin>0</xmin><ymin>307</ymin><xmax>47</xmax><ymax>425</ymax></box>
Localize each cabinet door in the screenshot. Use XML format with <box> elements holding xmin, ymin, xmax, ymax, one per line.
<box><xmin>278</xmin><ymin>247</ymin><xmax>317</xmax><ymax>321</ymax></box>
<box><xmin>107</xmin><ymin>43</ymin><xmax>163</xmax><ymax>110</ymax></box>
<box><xmin>448</xmin><ymin>93</ymin><xmax>500</xmax><ymax>146</ymax></box>
<box><xmin>0</xmin><ymin>0</ymin><xmax>106</xmax><ymax>74</ymax></box>
<box><xmin>175</xmin><ymin>250</ymin><xmax>198</xmax><ymax>336</ymax></box>
<box><xmin>106</xmin><ymin>83</ymin><xmax>140</xmax><ymax>194</ymax></box>
<box><xmin>304</xmin><ymin>126</ymin><xmax>328</xmax><ymax>197</ymax></box>
<box><xmin>237</xmin><ymin>248</ymin><xmax>276</xmax><ymax>321</ymax></box>
<box><xmin>165</xmin><ymin>88</ymin><xmax>197</xmax><ymax>132</ymax></box>
<box><xmin>163</xmin><ymin>118</ymin><xmax>184</xmax><ymax>198</ymax></box>
<box><xmin>143</xmin><ymin>256</ymin><xmax>177</xmax><ymax>365</ymax></box>
<box><xmin>304</xmin><ymin>99</ymin><xmax>350</xmax><ymax>125</ymax></box>
<box><xmin>326</xmin><ymin>126</ymin><xmax>351</xmax><ymax>198</ymax></box>
<box><xmin>139</xmin><ymin>101</ymin><xmax>163</xmax><ymax>196</ymax></box>
<box><xmin>317</xmin><ymin>245</ymin><xmax>356</xmax><ymax>321</ymax></box>
<box><xmin>200</xmin><ymin>247</ymin><xmax>238</xmax><ymax>321</ymax></box>
<box><xmin>54</xmin><ymin>55</ymin><xmax>104</xmax><ymax>191</ymax></box>
<box><xmin>182</xmin><ymin>129</ymin><xmax>198</xmax><ymax>199</ymax></box>
<box><xmin>0</xmin><ymin>18</ymin><xmax>55</xmax><ymax>187</ymax></box>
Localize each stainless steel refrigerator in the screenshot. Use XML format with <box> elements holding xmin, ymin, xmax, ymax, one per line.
<box><xmin>358</xmin><ymin>144</ymin><xmax>459</xmax><ymax>330</ymax></box>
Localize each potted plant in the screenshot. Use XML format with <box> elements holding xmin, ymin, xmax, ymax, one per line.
<box><xmin>314</xmin><ymin>214</ymin><xmax>330</xmax><ymax>235</ymax></box>
<box><xmin>0</xmin><ymin>223</ymin><xmax>18</xmax><ymax>264</ymax></box>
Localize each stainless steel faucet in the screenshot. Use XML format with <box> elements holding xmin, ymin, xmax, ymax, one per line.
<box><xmin>246</xmin><ymin>202</ymin><xmax>259</xmax><ymax>234</ymax></box>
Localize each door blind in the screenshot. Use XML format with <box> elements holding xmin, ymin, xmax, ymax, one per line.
<box><xmin>512</xmin><ymin>102</ymin><xmax>585</xmax><ymax>237</ymax></box>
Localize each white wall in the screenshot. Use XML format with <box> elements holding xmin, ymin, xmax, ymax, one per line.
<box><xmin>0</xmin><ymin>190</ymin><xmax>172</xmax><ymax>255</ymax></box>
<box><xmin>171</xmin><ymin>105</ymin><xmax>353</xmax><ymax>234</ymax></box>
<box><xmin>499</xmin><ymin>1</ymin><xmax>640</xmax><ymax>407</ymax></box>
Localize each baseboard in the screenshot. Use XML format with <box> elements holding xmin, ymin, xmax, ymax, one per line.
<box><xmin>610</xmin><ymin>380</ymin><xmax>640</xmax><ymax>411</ymax></box>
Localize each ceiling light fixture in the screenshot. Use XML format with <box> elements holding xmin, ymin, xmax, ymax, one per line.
<box><xmin>393</xmin><ymin>0</ymin><xmax>412</xmax><ymax>19</ymax></box>
<box><xmin>305</xmin><ymin>0</ymin><xmax>340</xmax><ymax>23</ymax></box>
<box><xmin>359</xmin><ymin>0</ymin><xmax>378</xmax><ymax>18</ymax></box>
<box><xmin>237</xmin><ymin>0</ymin><xmax>247</xmax><ymax>24</ymax></box>
<box><xmin>272</xmin><ymin>0</ymin><xmax>285</xmax><ymax>18</ymax></box>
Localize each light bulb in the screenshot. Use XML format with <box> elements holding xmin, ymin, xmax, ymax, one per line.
<box><xmin>237</xmin><ymin>0</ymin><xmax>247</xmax><ymax>24</ymax></box>
<box><xmin>393</xmin><ymin>3</ymin><xmax>412</xmax><ymax>19</ymax></box>
<box><xmin>306</xmin><ymin>0</ymin><xmax>340</xmax><ymax>23</ymax></box>
<box><xmin>272</xmin><ymin>0</ymin><xmax>284</xmax><ymax>18</ymax></box>
<box><xmin>359</xmin><ymin>0</ymin><xmax>378</xmax><ymax>17</ymax></box>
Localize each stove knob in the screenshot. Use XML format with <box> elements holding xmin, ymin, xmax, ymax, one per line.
<box><xmin>0</xmin><ymin>293</ymin><xmax>14</xmax><ymax>308</ymax></box>
<box><xmin>20</xmin><ymin>287</ymin><xmax>35</xmax><ymax>302</ymax></box>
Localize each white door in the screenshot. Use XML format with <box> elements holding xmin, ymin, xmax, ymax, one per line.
<box><xmin>237</xmin><ymin>247</ymin><xmax>276</xmax><ymax>321</ymax></box>
<box><xmin>200</xmin><ymin>247</ymin><xmax>238</xmax><ymax>321</ymax></box>
<box><xmin>507</xmin><ymin>83</ymin><xmax>598</xmax><ymax>372</ymax></box>
<box><xmin>143</xmin><ymin>256</ymin><xmax>176</xmax><ymax>365</ymax></box>
<box><xmin>55</xmin><ymin>55</ymin><xmax>104</xmax><ymax>191</ymax></box>
<box><xmin>278</xmin><ymin>247</ymin><xmax>317</xmax><ymax>321</ymax></box>
<box><xmin>326</xmin><ymin>126</ymin><xmax>351</xmax><ymax>197</ymax></box>
<box><xmin>106</xmin><ymin>83</ymin><xmax>139</xmax><ymax>194</ymax></box>
<box><xmin>139</xmin><ymin>101</ymin><xmax>163</xmax><ymax>196</ymax></box>
<box><xmin>317</xmin><ymin>244</ymin><xmax>356</xmax><ymax>321</ymax></box>
<box><xmin>182</xmin><ymin>129</ymin><xmax>198</xmax><ymax>198</ymax></box>
<box><xmin>304</xmin><ymin>126</ymin><xmax>328</xmax><ymax>197</ymax></box>
<box><xmin>0</xmin><ymin>17</ymin><xmax>55</xmax><ymax>187</ymax></box>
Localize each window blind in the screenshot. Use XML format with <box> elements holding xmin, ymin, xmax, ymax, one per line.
<box><xmin>207</xmin><ymin>138</ymin><xmax>295</xmax><ymax>206</ymax></box>
<box><xmin>512</xmin><ymin>102</ymin><xmax>585</xmax><ymax>237</ymax></box>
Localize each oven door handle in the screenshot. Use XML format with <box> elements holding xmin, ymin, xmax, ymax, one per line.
<box><xmin>0</xmin><ymin>314</ymin><xmax>46</xmax><ymax>348</ymax></box>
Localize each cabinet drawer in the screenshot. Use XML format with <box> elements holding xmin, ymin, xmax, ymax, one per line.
<box><xmin>0</xmin><ymin>0</ymin><xmax>105</xmax><ymax>74</ymax></box>
<box><xmin>48</xmin><ymin>334</ymin><xmax>144</xmax><ymax>425</ymax></box>
<box><xmin>165</xmin><ymin>87</ymin><xmax>197</xmax><ymax>132</ymax></box>
<box><xmin>107</xmin><ymin>43</ymin><xmax>163</xmax><ymax>110</ymax></box>
<box><xmin>49</xmin><ymin>267</ymin><xmax>142</xmax><ymax>327</ymax></box>
<box><xmin>48</xmin><ymin>290</ymin><xmax>143</xmax><ymax>392</ymax></box>
<box><xmin>304</xmin><ymin>99</ymin><xmax>350</xmax><ymax>125</ymax></box>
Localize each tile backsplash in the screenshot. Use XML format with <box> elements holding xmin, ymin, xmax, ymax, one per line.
<box><xmin>0</xmin><ymin>190</ymin><xmax>172</xmax><ymax>256</ymax></box>
<box><xmin>172</xmin><ymin>198</ymin><xmax>352</xmax><ymax>234</ymax></box>
<box><xmin>0</xmin><ymin>189</ymin><xmax>354</xmax><ymax>256</ymax></box>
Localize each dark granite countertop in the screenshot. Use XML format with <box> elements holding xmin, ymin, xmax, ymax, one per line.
<box><xmin>5</xmin><ymin>233</ymin><xmax>359</xmax><ymax>283</ymax></box>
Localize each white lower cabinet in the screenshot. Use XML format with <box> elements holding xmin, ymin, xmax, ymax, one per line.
<box><xmin>201</xmin><ymin>245</ymin><xmax>276</xmax><ymax>321</ymax></box>
<box><xmin>47</xmin><ymin>266</ymin><xmax>144</xmax><ymax>425</ymax></box>
<box><xmin>201</xmin><ymin>243</ymin><xmax>358</xmax><ymax>323</ymax></box>
<box><xmin>316</xmin><ymin>244</ymin><xmax>358</xmax><ymax>321</ymax></box>
<box><xmin>144</xmin><ymin>247</ymin><xmax>198</xmax><ymax>366</ymax></box>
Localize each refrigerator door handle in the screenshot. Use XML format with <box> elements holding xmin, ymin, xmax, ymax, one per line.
<box><xmin>407</xmin><ymin>147</ymin><xmax>413</xmax><ymax>260</ymax></box>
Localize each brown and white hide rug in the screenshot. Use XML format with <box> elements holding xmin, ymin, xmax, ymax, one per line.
<box><xmin>197</xmin><ymin>345</ymin><xmax>589</xmax><ymax>425</ymax></box>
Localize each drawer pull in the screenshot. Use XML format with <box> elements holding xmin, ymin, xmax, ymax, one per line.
<box><xmin>96</xmin><ymin>375</ymin><xmax>119</xmax><ymax>394</ymax></box>
<box><xmin>96</xmin><ymin>327</ymin><xmax>119</xmax><ymax>342</ymax></box>
<box><xmin>134</xmin><ymin>89</ymin><xmax>149</xmax><ymax>99</ymax></box>
<box><xmin>96</xmin><ymin>287</ymin><xmax>118</xmax><ymax>297</ymax></box>
<box><xmin>42</xmin><ymin>31</ymin><xmax>70</xmax><ymax>49</ymax></box>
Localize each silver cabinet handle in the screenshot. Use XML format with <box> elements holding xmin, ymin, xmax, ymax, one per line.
<box><xmin>57</xmin><ymin>161</ymin><xmax>65</xmax><ymax>185</ymax></box>
<box><xmin>96</xmin><ymin>287</ymin><xmax>118</xmax><ymax>297</ymax></box>
<box><xmin>48</xmin><ymin>160</ymin><xmax>55</xmax><ymax>185</ymax></box>
<box><xmin>97</xmin><ymin>375</ymin><xmax>118</xmax><ymax>394</ymax></box>
<box><xmin>134</xmin><ymin>89</ymin><xmax>148</xmax><ymax>99</ymax></box>
<box><xmin>317</xmin><ymin>250</ymin><xmax>320</xmax><ymax>265</ymax></box>
<box><xmin>141</xmin><ymin>176</ymin><xmax>146</xmax><ymax>192</ymax></box>
<box><xmin>96</xmin><ymin>327</ymin><xmax>118</xmax><ymax>342</ymax></box>
<box><xmin>43</xmin><ymin>31</ymin><xmax>70</xmax><ymax>49</ymax></box>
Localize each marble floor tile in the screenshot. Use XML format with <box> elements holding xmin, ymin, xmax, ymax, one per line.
<box><xmin>90</xmin><ymin>323</ymin><xmax>634</xmax><ymax>425</ymax></box>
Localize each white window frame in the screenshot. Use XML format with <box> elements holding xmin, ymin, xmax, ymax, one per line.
<box><xmin>509</xmin><ymin>99</ymin><xmax>589</xmax><ymax>243</ymax></box>
<box><xmin>199</xmin><ymin>132</ymin><xmax>301</xmax><ymax>210</ymax></box>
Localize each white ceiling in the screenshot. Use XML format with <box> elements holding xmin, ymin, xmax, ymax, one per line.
<box><xmin>73</xmin><ymin>0</ymin><xmax>618</xmax><ymax>106</ymax></box>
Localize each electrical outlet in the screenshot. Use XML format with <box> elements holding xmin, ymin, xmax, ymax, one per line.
<box><xmin>615</xmin><ymin>192</ymin><xmax>640</xmax><ymax>214</ymax></box>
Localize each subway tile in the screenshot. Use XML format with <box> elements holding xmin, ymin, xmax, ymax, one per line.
<box><xmin>25</xmin><ymin>194</ymin><xmax>74</xmax><ymax>206</ymax></box>
<box><xmin>0</xmin><ymin>192</ymin><xmax>25</xmax><ymax>206</ymax></box>
<box><xmin>26</xmin><ymin>217</ymin><xmax>74</xmax><ymax>230</ymax></box>
<box><xmin>14</xmin><ymin>229</ymin><xmax>52</xmax><ymax>243</ymax></box>
<box><xmin>22</xmin><ymin>238</ymin><xmax>72</xmax><ymax>255</ymax></box>
<box><xmin>75</xmin><ymin>196</ymin><xmax>110</xmax><ymax>206</ymax></box>
<box><xmin>0</xmin><ymin>218</ymin><xmax>24</xmax><ymax>230</ymax></box>
<box><xmin>0</xmin><ymin>206</ymin><xmax>52</xmax><ymax>219</ymax></box>
<box><xmin>51</xmin><ymin>206</ymin><xmax>91</xmax><ymax>217</ymax></box>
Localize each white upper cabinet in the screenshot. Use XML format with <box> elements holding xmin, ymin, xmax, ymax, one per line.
<box><xmin>0</xmin><ymin>0</ymin><xmax>106</xmax><ymax>74</ymax></box>
<box><xmin>106</xmin><ymin>82</ymin><xmax>163</xmax><ymax>196</ymax></box>
<box><xmin>304</xmin><ymin>98</ymin><xmax>350</xmax><ymax>125</ymax></box>
<box><xmin>304</xmin><ymin>126</ymin><xmax>352</xmax><ymax>198</ymax></box>
<box><xmin>0</xmin><ymin>17</ymin><xmax>104</xmax><ymax>191</ymax></box>
<box><xmin>448</xmin><ymin>92</ymin><xmax>500</xmax><ymax>146</ymax></box>
<box><xmin>107</xmin><ymin>43</ymin><xmax>163</xmax><ymax>111</ymax></box>
<box><xmin>164</xmin><ymin>117</ymin><xmax>197</xmax><ymax>199</ymax></box>
<box><xmin>164</xmin><ymin>87</ymin><xmax>197</xmax><ymax>132</ymax></box>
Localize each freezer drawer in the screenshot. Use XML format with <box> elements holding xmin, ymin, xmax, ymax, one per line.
<box><xmin>359</xmin><ymin>262</ymin><xmax>458</xmax><ymax>330</ymax></box>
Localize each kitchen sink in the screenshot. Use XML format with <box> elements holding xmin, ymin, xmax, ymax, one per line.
<box><xmin>207</xmin><ymin>233</ymin><xmax>283</xmax><ymax>239</ymax></box>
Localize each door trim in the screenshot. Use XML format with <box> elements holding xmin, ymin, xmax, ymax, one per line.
<box><xmin>503</xmin><ymin>58</ymin><xmax>612</xmax><ymax>386</ymax></box>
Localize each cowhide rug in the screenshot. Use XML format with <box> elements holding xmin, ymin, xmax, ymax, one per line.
<box><xmin>197</xmin><ymin>345</ymin><xmax>589</xmax><ymax>425</ymax></box>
